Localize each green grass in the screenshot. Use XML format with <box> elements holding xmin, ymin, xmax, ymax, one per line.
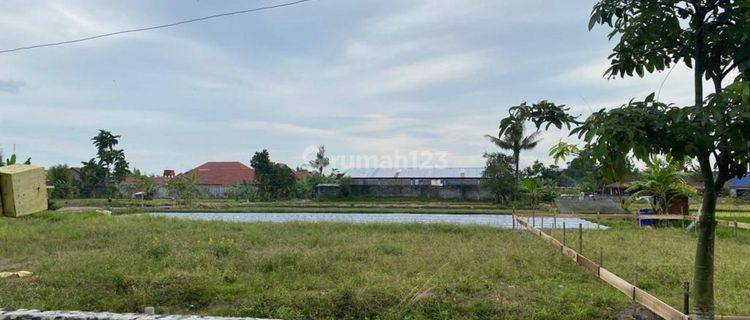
<box><xmin>2</xmin><ymin>213</ymin><xmax>749</xmax><ymax>318</ymax></box>
<box><xmin>0</xmin><ymin>212</ymin><xmax>632</xmax><ymax>319</ymax></box>
<box><xmin>572</xmin><ymin>221</ymin><xmax>750</xmax><ymax>315</ymax></box>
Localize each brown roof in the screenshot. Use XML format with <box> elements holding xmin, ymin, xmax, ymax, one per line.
<box><xmin>184</xmin><ymin>162</ymin><xmax>255</xmax><ymax>186</ymax></box>
<box><xmin>294</xmin><ymin>169</ymin><xmax>311</xmax><ymax>181</ymax></box>
<box><xmin>122</xmin><ymin>175</ymin><xmax>169</xmax><ymax>186</ymax></box>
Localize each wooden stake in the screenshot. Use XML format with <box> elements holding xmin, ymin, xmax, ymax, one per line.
<box><xmin>532</xmin><ymin>212</ymin><xmax>536</xmax><ymax>228</ymax></box>
<box><xmin>512</xmin><ymin>215</ymin><xmax>516</xmax><ymax>230</ymax></box>
<box><xmin>553</xmin><ymin>215</ymin><xmax>557</xmax><ymax>236</ymax></box>
<box><xmin>541</xmin><ymin>217</ymin><xmax>544</xmax><ymax>230</ymax></box>
<box><xmin>682</xmin><ymin>282</ymin><xmax>690</xmax><ymax>314</ymax></box>
<box><xmin>578</xmin><ymin>223</ymin><xmax>583</xmax><ymax>254</ymax></box>
<box><xmin>563</xmin><ymin>222</ymin><xmax>567</xmax><ymax>246</ymax></box>
<box><xmin>597</xmin><ymin>211</ymin><xmax>600</xmax><ymax>230</ymax></box>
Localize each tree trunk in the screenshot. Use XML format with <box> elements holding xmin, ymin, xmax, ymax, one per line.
<box><xmin>514</xmin><ymin>149</ymin><xmax>520</xmax><ymax>201</ymax></box>
<box><xmin>691</xmin><ymin>8</ymin><xmax>715</xmax><ymax>319</ymax></box>
<box><xmin>693</xmin><ymin>154</ymin><xmax>717</xmax><ymax>319</ymax></box>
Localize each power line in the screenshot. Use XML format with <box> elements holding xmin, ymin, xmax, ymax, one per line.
<box><xmin>0</xmin><ymin>0</ymin><xmax>314</xmax><ymax>54</ymax></box>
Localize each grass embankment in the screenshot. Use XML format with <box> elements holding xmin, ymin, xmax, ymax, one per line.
<box><xmin>56</xmin><ymin>198</ymin><xmax>541</xmax><ymax>215</ymax></box>
<box><xmin>571</xmin><ymin>221</ymin><xmax>750</xmax><ymax>315</ymax></box>
<box><xmin>3</xmin><ymin>212</ymin><xmax>624</xmax><ymax>319</ymax></box>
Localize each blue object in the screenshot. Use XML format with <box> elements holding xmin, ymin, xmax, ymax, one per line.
<box><xmin>639</xmin><ymin>209</ymin><xmax>656</xmax><ymax>226</ymax></box>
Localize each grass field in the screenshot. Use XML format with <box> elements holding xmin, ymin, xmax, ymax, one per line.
<box><xmin>563</xmin><ymin>220</ymin><xmax>750</xmax><ymax>316</ymax></box>
<box><xmin>1</xmin><ymin>212</ymin><xmax>749</xmax><ymax>319</ymax></box>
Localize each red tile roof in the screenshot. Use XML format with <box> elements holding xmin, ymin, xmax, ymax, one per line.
<box><xmin>184</xmin><ymin>162</ymin><xmax>256</xmax><ymax>186</ymax></box>
<box><xmin>121</xmin><ymin>174</ymin><xmax>169</xmax><ymax>186</ymax></box>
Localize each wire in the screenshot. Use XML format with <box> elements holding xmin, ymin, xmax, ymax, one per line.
<box><xmin>0</xmin><ymin>0</ymin><xmax>314</xmax><ymax>54</ymax></box>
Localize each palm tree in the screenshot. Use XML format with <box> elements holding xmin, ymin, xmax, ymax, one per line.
<box><xmin>308</xmin><ymin>145</ymin><xmax>330</xmax><ymax>174</ymax></box>
<box><xmin>485</xmin><ymin>122</ymin><xmax>541</xmax><ymax>183</ymax></box>
<box><xmin>627</xmin><ymin>158</ymin><xmax>697</xmax><ymax>215</ymax></box>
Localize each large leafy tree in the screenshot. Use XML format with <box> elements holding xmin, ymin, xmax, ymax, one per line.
<box><xmin>498</xmin><ymin>1</ymin><xmax>748</xmax><ymax>317</ymax></box>
<box><xmin>480</xmin><ymin>153</ymin><xmax>517</xmax><ymax>204</ymax></box>
<box><xmin>485</xmin><ymin>120</ymin><xmax>542</xmax><ymax>184</ymax></box>
<box><xmin>251</xmin><ymin>149</ymin><xmax>296</xmax><ymax>200</ymax></box>
<box><xmin>80</xmin><ymin>130</ymin><xmax>129</xmax><ymax>197</ymax></box>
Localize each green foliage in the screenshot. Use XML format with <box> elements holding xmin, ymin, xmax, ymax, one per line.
<box><xmin>590</xmin><ymin>0</ymin><xmax>749</xmax><ymax>82</ymax></box>
<box><xmin>486</xmin><ymin>119</ymin><xmax>542</xmax><ymax>180</ymax></box>
<box><xmin>0</xmin><ymin>153</ymin><xmax>31</xmax><ymax>167</ymax></box>
<box><xmin>549</xmin><ymin>141</ymin><xmax>579</xmax><ymax>165</ymax></box>
<box><xmin>80</xmin><ymin>130</ymin><xmax>129</xmax><ymax>197</ymax></box>
<box><xmin>511</xmin><ymin>0</ymin><xmax>750</xmax><ymax>315</ymax></box>
<box><xmin>307</xmin><ymin>145</ymin><xmax>330</xmax><ymax>174</ymax></box>
<box><xmin>296</xmin><ymin>172</ymin><xmax>335</xmax><ymax>199</ymax></box>
<box><xmin>627</xmin><ymin>157</ymin><xmax>698</xmax><ymax>215</ymax></box>
<box><xmin>166</xmin><ymin>172</ymin><xmax>199</xmax><ymax>205</ymax></box>
<box><xmin>130</xmin><ymin>169</ymin><xmax>158</xmax><ymax>200</ymax></box>
<box><xmin>338</xmin><ymin>176</ymin><xmax>353</xmax><ymax>199</ymax></box>
<box><xmin>251</xmin><ymin>150</ymin><xmax>296</xmax><ymax>200</ymax></box>
<box><xmin>481</xmin><ymin>153</ymin><xmax>517</xmax><ymax>204</ymax></box>
<box><xmin>207</xmin><ymin>237</ymin><xmax>237</xmax><ymax>259</ymax></box>
<box><xmin>520</xmin><ymin>178</ymin><xmax>556</xmax><ymax>205</ymax></box>
<box><xmin>47</xmin><ymin>164</ymin><xmax>74</xmax><ymax>199</ymax></box>
<box><xmin>145</xmin><ymin>237</ymin><xmax>171</xmax><ymax>261</ymax></box>
<box><xmin>228</xmin><ymin>181</ymin><xmax>259</xmax><ymax>202</ymax></box>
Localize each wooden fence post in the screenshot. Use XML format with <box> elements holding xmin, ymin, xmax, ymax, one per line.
<box><xmin>541</xmin><ymin>217</ymin><xmax>544</xmax><ymax>229</ymax></box>
<box><xmin>553</xmin><ymin>215</ymin><xmax>557</xmax><ymax>235</ymax></box>
<box><xmin>563</xmin><ymin>222</ymin><xmax>567</xmax><ymax>246</ymax></box>
<box><xmin>682</xmin><ymin>282</ymin><xmax>690</xmax><ymax>315</ymax></box>
<box><xmin>512</xmin><ymin>215</ymin><xmax>516</xmax><ymax>230</ymax></box>
<box><xmin>532</xmin><ymin>212</ymin><xmax>536</xmax><ymax>228</ymax></box>
<box><xmin>578</xmin><ymin>223</ymin><xmax>583</xmax><ymax>254</ymax></box>
<box><xmin>597</xmin><ymin>211</ymin><xmax>600</xmax><ymax>230</ymax></box>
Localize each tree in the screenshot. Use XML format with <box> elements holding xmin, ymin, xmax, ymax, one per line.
<box><xmin>308</xmin><ymin>145</ymin><xmax>330</xmax><ymax>174</ymax></box>
<box><xmin>80</xmin><ymin>130</ymin><xmax>129</xmax><ymax>198</ymax></box>
<box><xmin>480</xmin><ymin>153</ymin><xmax>517</xmax><ymax>204</ymax></box>
<box><xmin>251</xmin><ymin>149</ymin><xmax>296</xmax><ymax>200</ymax></box>
<box><xmin>497</xmin><ymin>3</ymin><xmax>749</xmax><ymax>315</ymax></box>
<box><xmin>47</xmin><ymin>164</ymin><xmax>74</xmax><ymax>199</ymax></box>
<box><xmin>131</xmin><ymin>169</ymin><xmax>157</xmax><ymax>200</ymax></box>
<box><xmin>485</xmin><ymin>121</ymin><xmax>542</xmax><ymax>183</ymax></box>
<box><xmin>627</xmin><ymin>157</ymin><xmax>698</xmax><ymax>215</ymax></box>
<box><xmin>229</xmin><ymin>181</ymin><xmax>258</xmax><ymax>202</ymax></box>
<box><xmin>520</xmin><ymin>178</ymin><xmax>555</xmax><ymax>205</ymax></box>
<box><xmin>166</xmin><ymin>172</ymin><xmax>198</xmax><ymax>205</ymax></box>
<box><xmin>586</xmin><ymin>2</ymin><xmax>748</xmax><ymax>317</ymax></box>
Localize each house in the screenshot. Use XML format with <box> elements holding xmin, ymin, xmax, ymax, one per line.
<box><xmin>182</xmin><ymin>162</ymin><xmax>256</xmax><ymax>198</ymax></box>
<box><xmin>729</xmin><ymin>176</ymin><xmax>750</xmax><ymax>197</ymax></box>
<box><xmin>343</xmin><ymin>168</ymin><xmax>490</xmax><ymax>200</ymax></box>
<box><xmin>120</xmin><ymin>169</ymin><xmax>174</xmax><ymax>198</ymax></box>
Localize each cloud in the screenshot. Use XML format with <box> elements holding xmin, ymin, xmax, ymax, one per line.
<box><xmin>0</xmin><ymin>80</ymin><xmax>26</xmax><ymax>93</ymax></box>
<box><xmin>230</xmin><ymin>121</ymin><xmax>333</xmax><ymax>136</ymax></box>
<box><xmin>365</xmin><ymin>54</ymin><xmax>485</xmax><ymax>94</ymax></box>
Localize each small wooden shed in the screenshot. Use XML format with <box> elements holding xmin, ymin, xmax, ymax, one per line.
<box><xmin>0</xmin><ymin>164</ymin><xmax>48</xmax><ymax>217</ymax></box>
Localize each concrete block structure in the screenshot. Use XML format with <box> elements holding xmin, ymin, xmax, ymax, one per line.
<box><xmin>0</xmin><ymin>164</ymin><xmax>48</xmax><ymax>217</ymax></box>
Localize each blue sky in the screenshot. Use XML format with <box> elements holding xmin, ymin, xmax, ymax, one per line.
<box><xmin>0</xmin><ymin>0</ymin><xmax>699</xmax><ymax>174</ymax></box>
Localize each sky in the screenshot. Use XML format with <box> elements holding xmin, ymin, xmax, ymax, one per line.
<box><xmin>0</xmin><ymin>0</ymin><xmax>702</xmax><ymax>175</ymax></box>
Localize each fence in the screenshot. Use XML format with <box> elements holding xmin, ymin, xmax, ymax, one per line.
<box><xmin>512</xmin><ymin>214</ymin><xmax>750</xmax><ymax>320</ymax></box>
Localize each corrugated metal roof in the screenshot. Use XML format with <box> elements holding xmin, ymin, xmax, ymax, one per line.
<box><xmin>729</xmin><ymin>175</ymin><xmax>750</xmax><ymax>189</ymax></box>
<box><xmin>345</xmin><ymin>168</ymin><xmax>484</xmax><ymax>179</ymax></box>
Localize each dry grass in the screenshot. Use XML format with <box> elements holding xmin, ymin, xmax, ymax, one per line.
<box><xmin>1</xmin><ymin>211</ymin><xmax>626</xmax><ymax>319</ymax></box>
